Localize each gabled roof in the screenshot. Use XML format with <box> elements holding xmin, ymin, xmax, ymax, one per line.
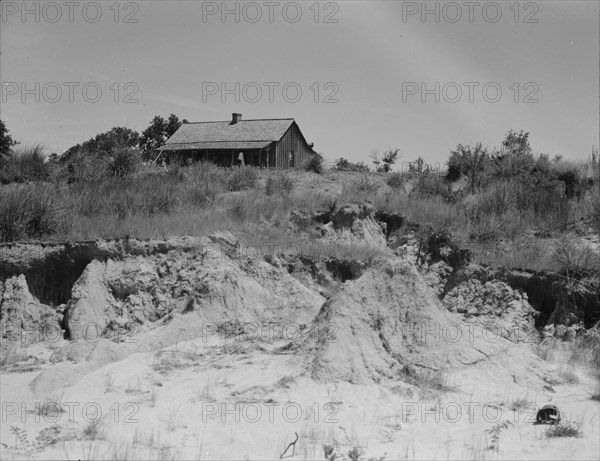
<box><xmin>162</xmin><ymin>141</ymin><xmax>271</xmax><ymax>151</ymax></box>
<box><xmin>161</xmin><ymin>118</ymin><xmax>295</xmax><ymax>151</ymax></box>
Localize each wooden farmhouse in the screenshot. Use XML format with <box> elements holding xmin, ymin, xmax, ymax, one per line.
<box><xmin>160</xmin><ymin>113</ymin><xmax>317</xmax><ymax>168</ymax></box>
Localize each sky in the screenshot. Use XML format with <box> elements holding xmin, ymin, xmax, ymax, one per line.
<box><xmin>1</xmin><ymin>0</ymin><xmax>598</xmax><ymax>167</ymax></box>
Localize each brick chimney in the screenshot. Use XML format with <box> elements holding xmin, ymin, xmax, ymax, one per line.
<box><xmin>231</xmin><ymin>113</ymin><xmax>242</xmax><ymax>124</ymax></box>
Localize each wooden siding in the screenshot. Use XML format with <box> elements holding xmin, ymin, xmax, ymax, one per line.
<box><xmin>274</xmin><ymin>123</ymin><xmax>314</xmax><ymax>168</ymax></box>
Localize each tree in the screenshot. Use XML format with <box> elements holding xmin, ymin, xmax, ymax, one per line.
<box><xmin>381</xmin><ymin>148</ymin><xmax>400</xmax><ymax>172</ymax></box>
<box><xmin>492</xmin><ymin>130</ymin><xmax>534</xmax><ymax>178</ymax></box>
<box><xmin>139</xmin><ymin>114</ymin><xmax>183</xmax><ymax>160</ymax></box>
<box><xmin>61</xmin><ymin>143</ymin><xmax>83</xmax><ymax>162</ymax></box>
<box><xmin>370</xmin><ymin>148</ymin><xmax>400</xmax><ymax>172</ymax></box>
<box><xmin>62</xmin><ymin>126</ymin><xmax>140</xmax><ymax>160</ymax></box>
<box><xmin>501</xmin><ymin>129</ymin><xmax>531</xmax><ymax>156</ymax></box>
<box><xmin>0</xmin><ymin>119</ymin><xmax>17</xmax><ymax>158</ymax></box>
<box><xmin>408</xmin><ymin>157</ymin><xmax>427</xmax><ymax>175</ymax></box>
<box><xmin>447</xmin><ymin>143</ymin><xmax>489</xmax><ymax>194</ymax></box>
<box><xmin>369</xmin><ymin>151</ymin><xmax>381</xmax><ymax>171</ymax></box>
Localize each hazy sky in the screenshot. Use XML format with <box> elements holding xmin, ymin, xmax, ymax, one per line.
<box><xmin>1</xmin><ymin>1</ymin><xmax>598</xmax><ymax>166</ymax></box>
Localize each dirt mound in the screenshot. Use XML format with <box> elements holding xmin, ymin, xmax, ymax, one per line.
<box><xmin>28</xmin><ymin>232</ymin><xmax>326</xmax><ymax>393</ymax></box>
<box><xmin>443</xmin><ymin>262</ymin><xmax>600</xmax><ymax>329</ymax></box>
<box><xmin>0</xmin><ymin>275</ymin><xmax>60</xmax><ymax>345</ymax></box>
<box><xmin>299</xmin><ymin>258</ymin><xmax>529</xmax><ymax>384</ymax></box>
<box><xmin>443</xmin><ymin>278</ymin><xmax>538</xmax><ymax>343</ymax></box>
<box><xmin>63</xmin><ymin>257</ymin><xmax>163</xmax><ymax>341</ymax></box>
<box><xmin>58</xmin><ymin>231</ymin><xmax>325</xmax><ymax>342</ymax></box>
<box><xmin>330</xmin><ymin>203</ymin><xmax>374</xmax><ymax>229</ymax></box>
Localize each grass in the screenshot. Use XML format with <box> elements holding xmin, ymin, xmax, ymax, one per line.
<box><xmin>151</xmin><ymin>348</ymin><xmax>204</xmax><ymax>374</ymax></box>
<box><xmin>265</xmin><ymin>170</ymin><xmax>295</xmax><ymax>196</ymax></box>
<box><xmin>165</xmin><ymin>404</ymin><xmax>181</xmax><ymax>432</ymax></box>
<box><xmin>402</xmin><ymin>368</ymin><xmax>455</xmax><ymax>393</ymax></box>
<box><xmin>225</xmin><ymin>166</ymin><xmax>258</xmax><ymax>191</ymax></box>
<box><xmin>1</xmin><ymin>154</ymin><xmax>598</xmax><ymax>282</ymax></box>
<box><xmin>3</xmin><ymin>151</ymin><xmax>597</xmax><ymax>461</ymax></box>
<box><xmin>68</xmin><ymin>428</ymin><xmax>191</xmax><ymax>461</ymax></box>
<box><xmin>0</xmin><ymin>342</ymin><xmax>28</xmax><ymax>370</ymax></box>
<box><xmin>557</xmin><ymin>366</ymin><xmax>580</xmax><ymax>384</ymax></box>
<box><xmin>538</xmin><ymin>335</ymin><xmax>598</xmax><ymax>362</ymax></box>
<box><xmin>0</xmin><ymin>145</ymin><xmax>50</xmax><ymax>184</ymax></box>
<box><xmin>0</xmin><ymin>183</ymin><xmax>68</xmax><ymax>241</ymax></box>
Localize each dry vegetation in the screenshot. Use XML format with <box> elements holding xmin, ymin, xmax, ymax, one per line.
<box><xmin>1</xmin><ymin>146</ymin><xmax>599</xmax><ymax>252</ymax></box>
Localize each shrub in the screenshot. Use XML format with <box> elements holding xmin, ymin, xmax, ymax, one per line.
<box><xmin>412</xmin><ymin>173</ymin><xmax>452</xmax><ymax>200</ymax></box>
<box><xmin>226</xmin><ymin>166</ymin><xmax>258</xmax><ymax>191</ymax></box>
<box><xmin>226</xmin><ymin>194</ymin><xmax>251</xmax><ymax>221</ymax></box>
<box><xmin>386</xmin><ymin>173</ymin><xmax>403</xmax><ymax>189</ymax></box>
<box><xmin>335</xmin><ymin>157</ymin><xmax>370</xmax><ymax>172</ymax></box>
<box><xmin>166</xmin><ymin>164</ymin><xmax>187</xmax><ymax>181</ymax></box>
<box><xmin>186</xmin><ymin>183</ymin><xmax>212</xmax><ymax>208</ymax></box>
<box><xmin>552</xmin><ymin>238</ymin><xmax>600</xmax><ymax>280</ymax></box>
<box><xmin>106</xmin><ymin>149</ymin><xmax>140</xmax><ymax>178</ymax></box>
<box><xmin>447</xmin><ymin>143</ymin><xmax>490</xmax><ymax>193</ymax></box>
<box><xmin>344</xmin><ymin>174</ymin><xmax>381</xmax><ymax>194</ymax></box>
<box><xmin>265</xmin><ymin>172</ymin><xmax>294</xmax><ymax>196</ymax></box>
<box><xmin>553</xmin><ymin>160</ymin><xmax>585</xmax><ymax>199</ymax></box>
<box><xmin>491</xmin><ymin>130</ymin><xmax>535</xmax><ymax>179</ymax></box>
<box><xmin>133</xmin><ymin>176</ymin><xmax>181</xmax><ymax>215</ymax></box>
<box><xmin>545</xmin><ymin>420</ymin><xmax>583</xmax><ymax>438</ymax></box>
<box><xmin>304</xmin><ymin>153</ymin><xmax>323</xmax><ymax>174</ymax></box>
<box><xmin>593</xmin><ymin>198</ymin><xmax>600</xmax><ymax>235</ymax></box>
<box><xmin>469</xmin><ymin>181</ymin><xmax>518</xmax><ymax>218</ymax></box>
<box><xmin>63</xmin><ymin>151</ymin><xmax>107</xmax><ymax>183</ymax></box>
<box><xmin>467</xmin><ymin>178</ymin><xmax>571</xmax><ymax>232</ymax></box>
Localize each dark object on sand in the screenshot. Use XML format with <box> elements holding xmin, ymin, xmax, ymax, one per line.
<box><xmin>535</xmin><ymin>404</ymin><xmax>561</xmax><ymax>425</ymax></box>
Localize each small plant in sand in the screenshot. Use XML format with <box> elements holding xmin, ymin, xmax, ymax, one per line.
<box><xmin>323</xmin><ymin>443</ymin><xmax>338</xmax><ymax>461</ymax></box>
<box><xmin>7</xmin><ymin>426</ymin><xmax>43</xmax><ymax>459</ymax></box>
<box><xmin>545</xmin><ymin>420</ymin><xmax>584</xmax><ymax>438</ymax></box>
<box><xmin>104</xmin><ymin>371</ymin><xmax>115</xmax><ymax>393</ymax></box>
<box><xmin>346</xmin><ymin>446</ymin><xmax>365</xmax><ymax>461</ymax></box>
<box><xmin>125</xmin><ymin>375</ymin><xmax>143</xmax><ymax>394</ymax></box>
<box><xmin>149</xmin><ymin>386</ymin><xmax>159</xmax><ymax>407</ymax></box>
<box><xmin>165</xmin><ymin>404</ymin><xmax>182</xmax><ymax>432</ymax></box>
<box><xmin>509</xmin><ymin>397</ymin><xmax>531</xmax><ymax>411</ymax></box>
<box><xmin>83</xmin><ymin>419</ymin><xmax>105</xmax><ymax>440</ymax></box>
<box><xmin>591</xmin><ymin>382</ymin><xmax>600</xmax><ymax>401</ymax></box>
<box><xmin>486</xmin><ymin>420</ymin><xmax>512</xmax><ymax>452</ymax></box>
<box><xmin>557</xmin><ymin>366</ymin><xmax>580</xmax><ymax>384</ymax></box>
<box><xmin>35</xmin><ymin>394</ymin><xmax>66</xmax><ymax>418</ymax></box>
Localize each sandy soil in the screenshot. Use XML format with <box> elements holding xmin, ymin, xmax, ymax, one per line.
<box><xmin>1</xmin><ymin>333</ymin><xmax>598</xmax><ymax>461</ymax></box>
